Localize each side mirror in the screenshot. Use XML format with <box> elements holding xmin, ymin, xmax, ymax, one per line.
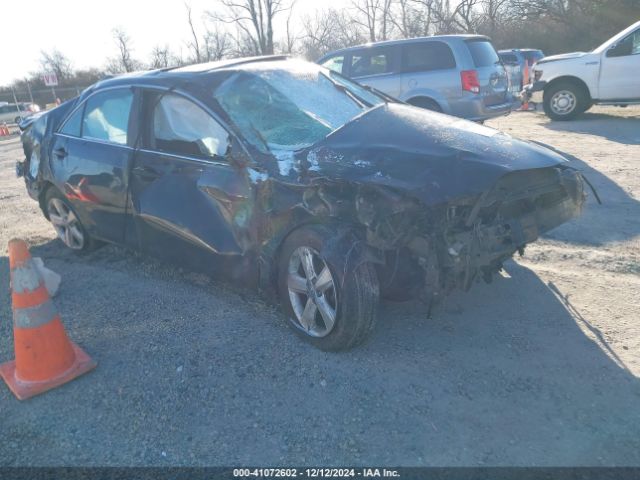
<box><xmin>607</xmin><ymin>41</ymin><xmax>632</xmax><ymax>57</ymax></box>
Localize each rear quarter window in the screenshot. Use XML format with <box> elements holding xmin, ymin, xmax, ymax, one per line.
<box><xmin>466</xmin><ymin>40</ymin><xmax>500</xmax><ymax>67</ymax></box>
<box><xmin>401</xmin><ymin>42</ymin><xmax>456</xmax><ymax>73</ymax></box>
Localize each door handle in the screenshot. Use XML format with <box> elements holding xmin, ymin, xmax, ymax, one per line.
<box><xmin>53</xmin><ymin>147</ymin><xmax>67</xmax><ymax>159</ymax></box>
<box><xmin>133</xmin><ymin>165</ymin><xmax>161</xmax><ymax>181</ymax></box>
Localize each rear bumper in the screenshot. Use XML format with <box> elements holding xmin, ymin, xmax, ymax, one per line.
<box><xmin>453</xmin><ymin>98</ymin><xmax>513</xmax><ymax>122</ymax></box>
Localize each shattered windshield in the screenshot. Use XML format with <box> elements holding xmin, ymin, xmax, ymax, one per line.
<box><xmin>214</xmin><ymin>60</ymin><xmax>385</xmax><ymax>152</ymax></box>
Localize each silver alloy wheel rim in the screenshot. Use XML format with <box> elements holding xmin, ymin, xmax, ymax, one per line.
<box><xmin>287</xmin><ymin>246</ymin><xmax>337</xmax><ymax>338</ymax></box>
<box><xmin>47</xmin><ymin>198</ymin><xmax>85</xmax><ymax>250</ymax></box>
<box><xmin>550</xmin><ymin>90</ymin><xmax>577</xmax><ymax>115</ymax></box>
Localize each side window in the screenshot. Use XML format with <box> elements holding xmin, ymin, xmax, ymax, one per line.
<box><xmin>82</xmin><ymin>89</ymin><xmax>133</xmax><ymax>145</ymax></box>
<box><xmin>60</xmin><ymin>107</ymin><xmax>83</xmax><ymax>137</ymax></box>
<box><xmin>402</xmin><ymin>42</ymin><xmax>456</xmax><ymax>73</ymax></box>
<box><xmin>150</xmin><ymin>93</ymin><xmax>229</xmax><ymax>158</ymax></box>
<box><xmin>626</xmin><ymin>30</ymin><xmax>640</xmax><ymax>55</ymax></box>
<box><xmin>351</xmin><ymin>48</ymin><xmax>393</xmax><ymax>77</ymax></box>
<box><xmin>321</xmin><ymin>55</ymin><xmax>345</xmax><ymax>74</ymax></box>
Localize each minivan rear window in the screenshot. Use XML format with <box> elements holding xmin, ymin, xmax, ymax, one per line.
<box><xmin>466</xmin><ymin>40</ymin><xmax>500</xmax><ymax>67</ymax></box>
<box><xmin>402</xmin><ymin>42</ymin><xmax>456</xmax><ymax>73</ymax></box>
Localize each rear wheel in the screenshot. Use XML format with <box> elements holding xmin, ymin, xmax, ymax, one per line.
<box><xmin>408</xmin><ymin>97</ymin><xmax>442</xmax><ymax>113</ymax></box>
<box><xmin>45</xmin><ymin>188</ymin><xmax>95</xmax><ymax>252</ymax></box>
<box><xmin>278</xmin><ymin>226</ymin><xmax>379</xmax><ymax>351</ymax></box>
<box><xmin>543</xmin><ymin>82</ymin><xmax>589</xmax><ymax>121</ymax></box>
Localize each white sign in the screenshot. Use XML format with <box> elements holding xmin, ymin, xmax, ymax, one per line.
<box><xmin>43</xmin><ymin>72</ymin><xmax>58</xmax><ymax>87</ymax></box>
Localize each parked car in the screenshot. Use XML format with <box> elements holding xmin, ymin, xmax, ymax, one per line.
<box><xmin>18</xmin><ymin>57</ymin><xmax>586</xmax><ymax>350</ymax></box>
<box><xmin>498</xmin><ymin>49</ymin><xmax>545</xmax><ymax>93</ymax></box>
<box><xmin>523</xmin><ymin>20</ymin><xmax>640</xmax><ymax>120</ymax></box>
<box><xmin>0</xmin><ymin>102</ymin><xmax>39</xmax><ymax>124</ymax></box>
<box><xmin>317</xmin><ymin>35</ymin><xmax>512</xmax><ymax>122</ymax></box>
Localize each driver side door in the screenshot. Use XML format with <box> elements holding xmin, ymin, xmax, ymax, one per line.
<box><xmin>599</xmin><ymin>28</ymin><xmax>640</xmax><ymax>100</ymax></box>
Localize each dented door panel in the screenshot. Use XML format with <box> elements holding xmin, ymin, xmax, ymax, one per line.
<box><xmin>127</xmin><ymin>150</ymin><xmax>253</xmax><ymax>266</ymax></box>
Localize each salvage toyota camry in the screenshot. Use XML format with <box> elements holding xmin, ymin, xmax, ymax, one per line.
<box><xmin>18</xmin><ymin>56</ymin><xmax>586</xmax><ymax>351</ymax></box>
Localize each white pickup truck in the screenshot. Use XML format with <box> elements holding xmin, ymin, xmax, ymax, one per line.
<box><xmin>523</xmin><ymin>20</ymin><xmax>640</xmax><ymax>120</ymax></box>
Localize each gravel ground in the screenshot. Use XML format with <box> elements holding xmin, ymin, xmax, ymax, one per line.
<box><xmin>0</xmin><ymin>106</ymin><xmax>639</xmax><ymax>466</ymax></box>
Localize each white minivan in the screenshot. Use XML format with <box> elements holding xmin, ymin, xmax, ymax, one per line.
<box><xmin>524</xmin><ymin>20</ymin><xmax>640</xmax><ymax>120</ymax></box>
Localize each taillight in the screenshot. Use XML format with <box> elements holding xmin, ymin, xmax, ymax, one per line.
<box><xmin>461</xmin><ymin>70</ymin><xmax>480</xmax><ymax>94</ymax></box>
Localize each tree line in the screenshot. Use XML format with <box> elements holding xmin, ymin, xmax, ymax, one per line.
<box><xmin>2</xmin><ymin>0</ymin><xmax>638</xmax><ymax>107</ymax></box>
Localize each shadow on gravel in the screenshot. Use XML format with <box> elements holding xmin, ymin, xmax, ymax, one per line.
<box><xmin>545</xmin><ymin>112</ymin><xmax>640</xmax><ymax>145</ymax></box>
<box><xmin>1</xmin><ymin>241</ymin><xmax>639</xmax><ymax>466</ymax></box>
<box><xmin>531</xmin><ymin>136</ymin><xmax>640</xmax><ymax>247</ymax></box>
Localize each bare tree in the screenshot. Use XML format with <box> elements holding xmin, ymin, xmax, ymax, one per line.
<box><xmin>39</xmin><ymin>49</ymin><xmax>73</xmax><ymax>82</ymax></box>
<box><xmin>451</xmin><ymin>0</ymin><xmax>481</xmax><ymax>33</ymax></box>
<box><xmin>281</xmin><ymin>1</ymin><xmax>299</xmax><ymax>54</ymax></box>
<box><xmin>208</xmin><ymin>0</ymin><xmax>294</xmax><ymax>55</ymax></box>
<box><xmin>390</xmin><ymin>0</ymin><xmax>435</xmax><ymax>38</ymax></box>
<box><xmin>301</xmin><ymin>7</ymin><xmax>368</xmax><ymax>60</ymax></box>
<box><xmin>149</xmin><ymin>45</ymin><xmax>173</xmax><ymax>69</ymax></box>
<box><xmin>185</xmin><ymin>2</ymin><xmax>203</xmax><ymax>63</ymax></box>
<box><xmin>107</xmin><ymin>27</ymin><xmax>141</xmax><ymax>73</ymax></box>
<box><xmin>350</xmin><ymin>0</ymin><xmax>380</xmax><ymax>42</ymax></box>
<box><xmin>203</xmin><ymin>27</ymin><xmax>232</xmax><ymax>61</ymax></box>
<box><xmin>349</xmin><ymin>0</ymin><xmax>395</xmax><ymax>42</ymax></box>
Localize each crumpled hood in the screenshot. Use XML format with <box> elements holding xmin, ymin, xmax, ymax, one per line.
<box><xmin>536</xmin><ymin>51</ymin><xmax>587</xmax><ymax>64</ymax></box>
<box><xmin>292</xmin><ymin>103</ymin><xmax>568</xmax><ymax>206</ymax></box>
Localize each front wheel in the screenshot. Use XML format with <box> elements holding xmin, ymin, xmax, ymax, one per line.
<box><xmin>278</xmin><ymin>226</ymin><xmax>379</xmax><ymax>351</ymax></box>
<box><xmin>543</xmin><ymin>82</ymin><xmax>589</xmax><ymax>121</ymax></box>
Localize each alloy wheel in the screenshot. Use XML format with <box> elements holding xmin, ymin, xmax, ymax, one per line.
<box><xmin>287</xmin><ymin>246</ymin><xmax>338</xmax><ymax>337</ymax></box>
<box><xmin>47</xmin><ymin>198</ymin><xmax>85</xmax><ymax>250</ymax></box>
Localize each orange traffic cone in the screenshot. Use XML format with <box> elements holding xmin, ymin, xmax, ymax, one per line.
<box><xmin>0</xmin><ymin>239</ymin><xmax>96</xmax><ymax>400</ymax></box>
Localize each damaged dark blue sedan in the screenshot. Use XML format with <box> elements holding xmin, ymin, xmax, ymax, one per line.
<box><xmin>18</xmin><ymin>57</ymin><xmax>586</xmax><ymax>351</ymax></box>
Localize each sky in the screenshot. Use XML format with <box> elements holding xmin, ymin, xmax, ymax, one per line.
<box><xmin>2</xmin><ymin>0</ymin><xmax>344</xmax><ymax>86</ymax></box>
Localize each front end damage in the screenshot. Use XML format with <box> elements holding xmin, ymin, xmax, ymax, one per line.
<box><xmin>348</xmin><ymin>165</ymin><xmax>585</xmax><ymax>306</ymax></box>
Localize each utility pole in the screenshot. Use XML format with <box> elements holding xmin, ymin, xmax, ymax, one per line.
<box><xmin>10</xmin><ymin>86</ymin><xmax>23</xmax><ymax>119</ymax></box>
<box><xmin>25</xmin><ymin>79</ymin><xmax>34</xmax><ymax>104</ymax></box>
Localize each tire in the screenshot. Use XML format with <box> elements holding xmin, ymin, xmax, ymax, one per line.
<box><xmin>408</xmin><ymin>97</ymin><xmax>442</xmax><ymax>113</ymax></box>
<box><xmin>543</xmin><ymin>81</ymin><xmax>589</xmax><ymax>121</ymax></box>
<box><xmin>44</xmin><ymin>188</ymin><xmax>97</xmax><ymax>252</ymax></box>
<box><xmin>277</xmin><ymin>225</ymin><xmax>379</xmax><ymax>351</ymax></box>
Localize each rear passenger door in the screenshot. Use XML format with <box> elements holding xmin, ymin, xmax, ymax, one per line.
<box><xmin>346</xmin><ymin>46</ymin><xmax>401</xmax><ymax>97</ymax></box>
<box><xmin>128</xmin><ymin>90</ymin><xmax>253</xmax><ymax>273</ymax></box>
<box><xmin>398</xmin><ymin>41</ymin><xmax>459</xmax><ymax>106</ymax></box>
<box><xmin>51</xmin><ymin>87</ymin><xmax>135</xmax><ymax>243</ymax></box>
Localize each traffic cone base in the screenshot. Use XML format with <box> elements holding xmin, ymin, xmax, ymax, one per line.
<box><xmin>0</xmin><ymin>341</ymin><xmax>96</xmax><ymax>400</ymax></box>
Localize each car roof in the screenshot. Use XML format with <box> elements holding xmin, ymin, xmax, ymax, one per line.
<box><xmin>90</xmin><ymin>55</ymin><xmax>291</xmax><ymax>91</ymax></box>
<box><xmin>498</xmin><ymin>48</ymin><xmax>542</xmax><ymax>53</ymax></box>
<box><xmin>319</xmin><ymin>34</ymin><xmax>490</xmax><ymax>58</ymax></box>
